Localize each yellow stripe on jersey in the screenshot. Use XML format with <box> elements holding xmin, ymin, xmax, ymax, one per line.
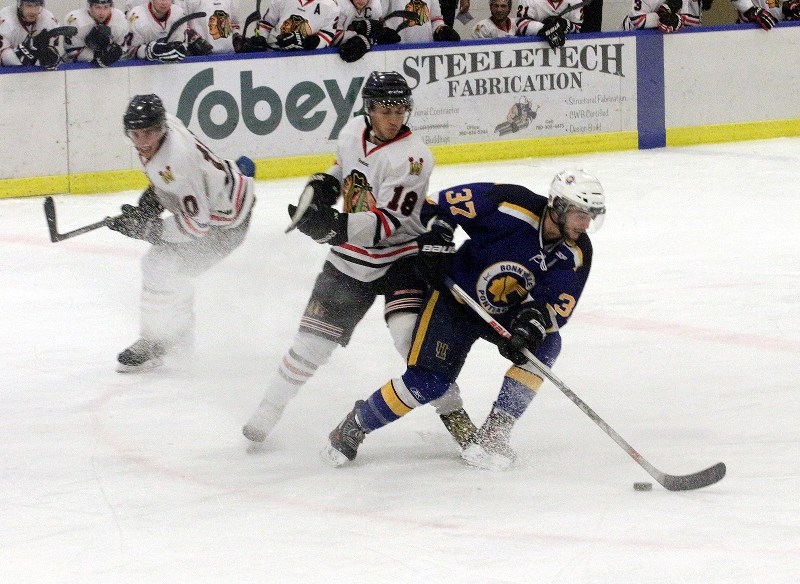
<box><xmin>506</xmin><ymin>366</ymin><xmax>545</xmax><ymax>392</ymax></box>
<box><xmin>563</xmin><ymin>239</ymin><xmax>585</xmax><ymax>269</ymax></box>
<box><xmin>499</xmin><ymin>202</ymin><xmax>541</xmax><ymax>229</ymax></box>
<box><xmin>408</xmin><ymin>290</ymin><xmax>439</xmax><ymax>366</ymax></box>
<box><xmin>380</xmin><ymin>381</ymin><xmax>413</xmax><ymax>417</ymax></box>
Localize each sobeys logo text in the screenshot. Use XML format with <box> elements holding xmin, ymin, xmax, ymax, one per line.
<box><xmin>176</xmin><ymin>69</ymin><xmax>364</xmax><ymax>140</ymax></box>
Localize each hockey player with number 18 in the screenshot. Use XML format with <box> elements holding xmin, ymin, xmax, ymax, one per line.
<box><xmin>322</xmin><ymin>170</ymin><xmax>606</xmax><ymax>471</ymax></box>
<box><xmin>106</xmin><ymin>94</ymin><xmax>255</xmax><ymax>372</ymax></box>
<box><xmin>243</xmin><ymin>71</ymin><xmax>472</xmax><ymax>451</ymax></box>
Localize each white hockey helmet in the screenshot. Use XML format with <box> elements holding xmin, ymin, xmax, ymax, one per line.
<box><xmin>547</xmin><ymin>169</ymin><xmax>606</xmax><ymax>232</ymax></box>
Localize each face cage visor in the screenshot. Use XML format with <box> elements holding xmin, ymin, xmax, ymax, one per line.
<box><xmin>552</xmin><ymin>197</ymin><xmax>606</xmax><ymax>233</ymax></box>
<box><xmin>364</xmin><ymin>97</ymin><xmax>414</xmax><ymax>125</ymax></box>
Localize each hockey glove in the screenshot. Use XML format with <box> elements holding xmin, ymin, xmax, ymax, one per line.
<box><xmin>35</xmin><ymin>45</ymin><xmax>60</xmax><ymax>70</ymax></box>
<box><xmin>415</xmin><ymin>218</ymin><xmax>456</xmax><ymax>287</ymax></box>
<box><xmin>347</xmin><ymin>18</ymin><xmax>380</xmax><ymax>39</ymax></box>
<box><xmin>661</xmin><ymin>0</ymin><xmax>683</xmax><ymax>13</ymax></box>
<box><xmin>232</xmin><ymin>33</ymin><xmax>270</xmax><ymax>53</ymax></box>
<box><xmin>701</xmin><ymin>0</ymin><xmax>714</xmax><ymax>10</ymax></box>
<box><xmin>657</xmin><ymin>10</ymin><xmax>683</xmax><ymax>32</ymax></box>
<box><xmin>339</xmin><ymin>34</ymin><xmax>371</xmax><ymax>62</ymax></box>
<box><xmin>306</xmin><ymin>173</ymin><xmax>340</xmax><ymax>206</ymax></box>
<box><xmin>188</xmin><ymin>35</ymin><xmax>214</xmax><ymax>56</ymax></box>
<box><xmin>539</xmin><ymin>16</ymin><xmax>568</xmax><ymax>49</ymax></box>
<box><xmin>145</xmin><ymin>39</ymin><xmax>187</xmax><ymax>62</ymax></box>
<box><xmin>783</xmin><ymin>0</ymin><xmax>800</xmax><ymax>19</ymax></box>
<box><xmin>14</xmin><ymin>41</ymin><xmax>38</xmax><ymax>66</ymax></box>
<box><xmin>374</xmin><ymin>26</ymin><xmax>401</xmax><ymax>45</ymax></box>
<box><xmin>106</xmin><ymin>204</ymin><xmax>163</xmax><ymax>244</ymax></box>
<box><xmin>85</xmin><ymin>24</ymin><xmax>112</xmax><ymax>51</ymax></box>
<box><xmin>94</xmin><ymin>43</ymin><xmax>123</xmax><ymax>67</ymax></box>
<box><xmin>288</xmin><ymin>203</ymin><xmax>348</xmax><ymax>245</ymax></box>
<box><xmin>743</xmin><ymin>6</ymin><xmax>778</xmax><ymax>29</ymax></box>
<box><xmin>137</xmin><ymin>186</ymin><xmax>164</xmax><ymax>218</ymax></box>
<box><xmin>497</xmin><ymin>307</ymin><xmax>548</xmax><ymax>366</ymax></box>
<box><xmin>276</xmin><ymin>31</ymin><xmax>305</xmax><ymax>49</ymax></box>
<box><xmin>433</xmin><ymin>25</ymin><xmax>461</xmax><ymax>41</ymax></box>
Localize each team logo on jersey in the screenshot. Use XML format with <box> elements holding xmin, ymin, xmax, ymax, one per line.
<box><xmin>280</xmin><ymin>14</ymin><xmax>312</xmax><ymax>38</ymax></box>
<box><xmin>209</xmin><ymin>10</ymin><xmax>233</xmax><ymax>39</ymax></box>
<box><xmin>403</xmin><ymin>0</ymin><xmax>430</xmax><ymax>26</ymax></box>
<box><xmin>342</xmin><ymin>170</ymin><xmax>376</xmax><ymax>212</ymax></box>
<box><xmin>158</xmin><ymin>166</ymin><xmax>175</xmax><ymax>184</ymax></box>
<box><xmin>476</xmin><ymin>262</ymin><xmax>534</xmax><ymax>315</ymax></box>
<box><xmin>435</xmin><ymin>341</ymin><xmax>449</xmax><ymax>361</ymax></box>
<box><xmin>408</xmin><ymin>157</ymin><xmax>424</xmax><ymax>176</ymax></box>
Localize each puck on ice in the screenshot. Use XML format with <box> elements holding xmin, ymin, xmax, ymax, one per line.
<box><xmin>633</xmin><ymin>482</ymin><xmax>653</xmax><ymax>491</ymax></box>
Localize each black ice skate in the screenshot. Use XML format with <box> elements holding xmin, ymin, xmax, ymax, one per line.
<box><xmin>116</xmin><ymin>338</ymin><xmax>166</xmax><ymax>373</ymax></box>
<box><xmin>320</xmin><ymin>401</ymin><xmax>367</xmax><ymax>467</ymax></box>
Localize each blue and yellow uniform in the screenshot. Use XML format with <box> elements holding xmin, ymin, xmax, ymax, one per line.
<box><xmin>353</xmin><ymin>181</ymin><xmax>594</xmax><ymax>432</ymax></box>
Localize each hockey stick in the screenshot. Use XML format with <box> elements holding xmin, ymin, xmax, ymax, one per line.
<box><xmin>241</xmin><ymin>0</ymin><xmax>263</xmax><ymax>39</ymax></box>
<box><xmin>444</xmin><ymin>277</ymin><xmax>727</xmax><ymax>491</ymax></box>
<box><xmin>284</xmin><ymin>184</ymin><xmax>315</xmax><ymax>233</ymax></box>
<box><xmin>165</xmin><ymin>12</ymin><xmax>207</xmax><ymax>42</ymax></box>
<box><xmin>43</xmin><ymin>196</ymin><xmax>113</xmax><ymax>242</ymax></box>
<box><xmin>557</xmin><ymin>0</ymin><xmax>594</xmax><ymax>16</ymax></box>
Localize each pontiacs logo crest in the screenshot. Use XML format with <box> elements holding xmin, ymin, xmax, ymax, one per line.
<box><xmin>476</xmin><ymin>262</ymin><xmax>535</xmax><ymax>315</ymax></box>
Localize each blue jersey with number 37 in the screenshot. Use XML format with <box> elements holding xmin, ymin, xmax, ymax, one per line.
<box><xmin>422</xmin><ymin>182</ymin><xmax>593</xmax><ymax>332</ymax></box>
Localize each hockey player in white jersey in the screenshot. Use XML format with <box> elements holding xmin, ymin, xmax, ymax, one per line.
<box><xmin>516</xmin><ymin>0</ymin><xmax>583</xmax><ymax>48</ymax></box>
<box><xmin>382</xmin><ymin>0</ymin><xmax>460</xmax><ymax>43</ymax></box>
<box><xmin>732</xmin><ymin>0</ymin><xmax>798</xmax><ymax>29</ymax></box>
<box><xmin>257</xmin><ymin>0</ymin><xmax>340</xmax><ymax>50</ymax></box>
<box><xmin>63</xmin><ymin>0</ymin><xmax>127</xmax><ymax>67</ymax></box>
<box><xmin>243</xmin><ymin>72</ymin><xmax>474</xmax><ymax>451</ymax></box>
<box><xmin>0</xmin><ymin>0</ymin><xmax>61</xmax><ymax>69</ymax></box>
<box><xmin>125</xmin><ymin>0</ymin><xmax>190</xmax><ymax>62</ymax></box>
<box><xmin>336</xmin><ymin>0</ymin><xmax>406</xmax><ymax>62</ymax></box>
<box><xmin>622</xmin><ymin>0</ymin><xmax>704</xmax><ymax>31</ymax></box>
<box><xmin>471</xmin><ymin>0</ymin><xmax>517</xmax><ymax>38</ymax></box>
<box><xmin>106</xmin><ymin>94</ymin><xmax>256</xmax><ymax>372</ymax></box>
<box><xmin>179</xmin><ymin>0</ymin><xmax>240</xmax><ymax>54</ymax></box>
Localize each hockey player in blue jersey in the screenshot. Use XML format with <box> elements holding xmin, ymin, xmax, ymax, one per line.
<box><xmin>321</xmin><ymin>169</ymin><xmax>606</xmax><ymax>470</ymax></box>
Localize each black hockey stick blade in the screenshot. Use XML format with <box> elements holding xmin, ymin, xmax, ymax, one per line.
<box><xmin>44</xmin><ymin>196</ymin><xmax>109</xmax><ymax>243</ymax></box>
<box><xmin>558</xmin><ymin>0</ymin><xmax>594</xmax><ymax>16</ymax></box>
<box><xmin>242</xmin><ymin>0</ymin><xmax>263</xmax><ymax>38</ymax></box>
<box><xmin>166</xmin><ymin>12</ymin><xmax>207</xmax><ymax>42</ymax></box>
<box><xmin>42</xmin><ymin>26</ymin><xmax>79</xmax><ymax>41</ymax></box>
<box><xmin>658</xmin><ymin>462</ymin><xmax>726</xmax><ymax>491</ymax></box>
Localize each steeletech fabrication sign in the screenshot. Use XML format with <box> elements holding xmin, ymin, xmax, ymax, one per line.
<box><xmin>388</xmin><ymin>38</ymin><xmax>637</xmax><ymax>146</ymax></box>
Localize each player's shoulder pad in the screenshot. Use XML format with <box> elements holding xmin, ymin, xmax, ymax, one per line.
<box><xmin>487</xmin><ymin>183</ymin><xmax>546</xmax><ymax>212</ymax></box>
<box><xmin>566</xmin><ymin>232</ymin><xmax>593</xmax><ymax>270</ymax></box>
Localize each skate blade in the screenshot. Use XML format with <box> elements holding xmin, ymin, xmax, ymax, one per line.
<box><xmin>115</xmin><ymin>357</ymin><xmax>164</xmax><ymax>374</ymax></box>
<box><xmin>319</xmin><ymin>444</ymin><xmax>351</xmax><ymax>468</ymax></box>
<box><xmin>461</xmin><ymin>443</ymin><xmax>514</xmax><ymax>471</ymax></box>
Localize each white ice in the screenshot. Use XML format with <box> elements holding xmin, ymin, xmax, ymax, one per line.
<box><xmin>1</xmin><ymin>138</ymin><xmax>798</xmax><ymax>583</ymax></box>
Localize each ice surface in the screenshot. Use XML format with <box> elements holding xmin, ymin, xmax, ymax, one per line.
<box><xmin>1</xmin><ymin>139</ymin><xmax>798</xmax><ymax>583</ymax></box>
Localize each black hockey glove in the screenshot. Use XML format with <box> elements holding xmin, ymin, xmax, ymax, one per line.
<box><xmin>288</xmin><ymin>203</ymin><xmax>348</xmax><ymax>245</ymax></box>
<box><xmin>743</xmin><ymin>6</ymin><xmax>778</xmax><ymax>29</ymax></box>
<box><xmin>339</xmin><ymin>34</ymin><xmax>371</xmax><ymax>62</ymax></box>
<box><xmin>657</xmin><ymin>10</ymin><xmax>683</xmax><ymax>32</ymax></box>
<box><xmin>137</xmin><ymin>186</ymin><xmax>164</xmax><ymax>218</ymax></box>
<box><xmin>145</xmin><ymin>39</ymin><xmax>187</xmax><ymax>62</ymax></box>
<box><xmin>94</xmin><ymin>43</ymin><xmax>123</xmax><ymax>67</ymax></box>
<box><xmin>433</xmin><ymin>25</ymin><xmax>460</xmax><ymax>41</ymax></box>
<box><xmin>347</xmin><ymin>18</ymin><xmax>381</xmax><ymax>40</ymax></box>
<box><xmin>187</xmin><ymin>35</ymin><xmax>214</xmax><ymax>56</ymax></box>
<box><xmin>701</xmin><ymin>0</ymin><xmax>714</xmax><ymax>10</ymax></box>
<box><xmin>374</xmin><ymin>26</ymin><xmax>401</xmax><ymax>45</ymax></box>
<box><xmin>784</xmin><ymin>0</ymin><xmax>800</xmax><ymax>18</ymax></box>
<box><xmin>306</xmin><ymin>173</ymin><xmax>340</xmax><ymax>206</ymax></box>
<box><xmin>14</xmin><ymin>39</ymin><xmax>38</xmax><ymax>66</ymax></box>
<box><xmin>232</xmin><ymin>33</ymin><xmax>270</xmax><ymax>53</ymax></box>
<box><xmin>276</xmin><ymin>31</ymin><xmax>305</xmax><ymax>49</ymax></box>
<box><xmin>497</xmin><ymin>307</ymin><xmax>548</xmax><ymax>366</ymax></box>
<box><xmin>539</xmin><ymin>16</ymin><xmax>568</xmax><ymax>49</ymax></box>
<box><xmin>105</xmin><ymin>204</ymin><xmax>164</xmax><ymax>244</ymax></box>
<box><xmin>661</xmin><ymin>0</ymin><xmax>683</xmax><ymax>13</ymax></box>
<box><xmin>85</xmin><ymin>24</ymin><xmax>112</xmax><ymax>51</ymax></box>
<box><xmin>415</xmin><ymin>218</ymin><xmax>456</xmax><ymax>287</ymax></box>
<box><xmin>35</xmin><ymin>45</ymin><xmax>60</xmax><ymax>70</ymax></box>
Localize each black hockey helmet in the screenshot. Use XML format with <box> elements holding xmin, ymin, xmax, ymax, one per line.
<box><xmin>18</xmin><ymin>0</ymin><xmax>44</xmax><ymax>6</ymax></box>
<box><xmin>124</xmin><ymin>94</ymin><xmax>166</xmax><ymax>132</ymax></box>
<box><xmin>362</xmin><ymin>71</ymin><xmax>413</xmax><ymax>112</ymax></box>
